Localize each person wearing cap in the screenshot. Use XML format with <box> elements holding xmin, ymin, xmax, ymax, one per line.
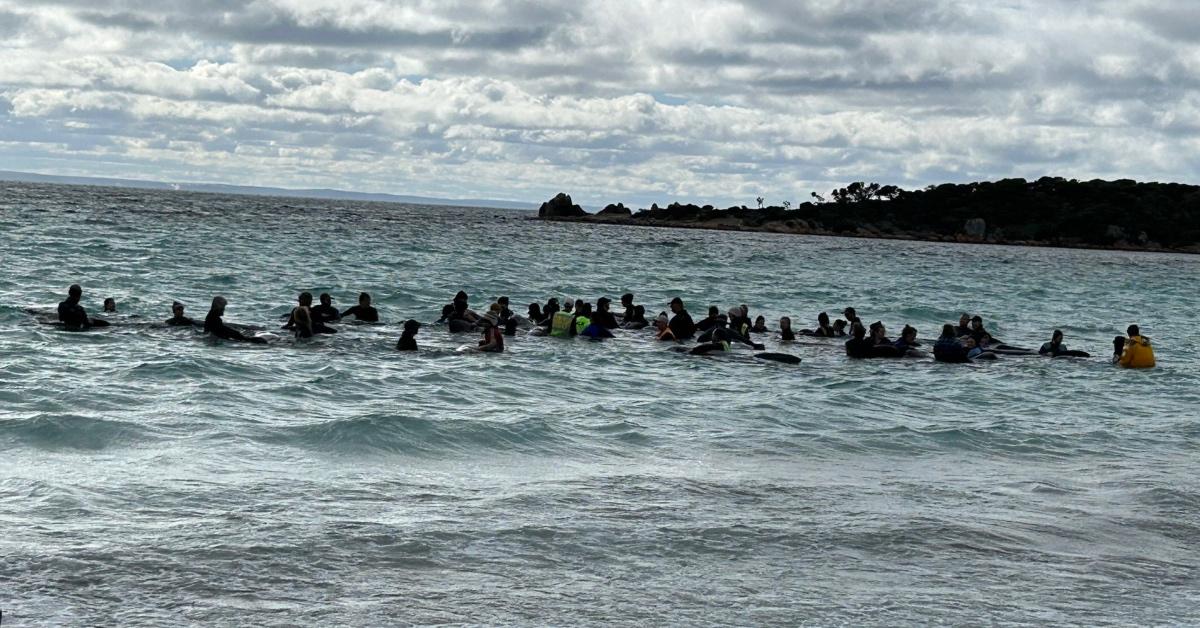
<box><xmin>842</xmin><ymin>307</ymin><xmax>861</xmax><ymax>331</ymax></box>
<box><xmin>396</xmin><ymin>319</ymin><xmax>421</xmax><ymax>351</ymax></box>
<box><xmin>727</xmin><ymin>305</ymin><xmax>752</xmax><ymax>337</ymax></box>
<box><xmin>165</xmin><ymin>301</ymin><xmax>195</xmax><ymax>326</ymax></box>
<box><xmin>311</xmin><ymin>293</ymin><xmax>340</xmax><ymax>323</ymax></box>
<box><xmin>475</xmin><ymin>311</ymin><xmax>505</xmax><ymax>352</ymax></box>
<box><xmin>667</xmin><ymin>297</ymin><xmax>695</xmax><ymax>339</ymax></box>
<box><xmin>654</xmin><ymin>311</ymin><xmax>676</xmax><ymax>341</ymax></box>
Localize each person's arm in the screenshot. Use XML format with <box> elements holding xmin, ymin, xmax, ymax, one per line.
<box><xmin>1119</xmin><ymin>341</ymin><xmax>1135</xmax><ymax>367</ymax></box>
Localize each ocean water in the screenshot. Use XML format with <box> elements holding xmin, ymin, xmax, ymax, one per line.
<box><xmin>1</xmin><ymin>182</ymin><xmax>1198</xmax><ymax>626</ymax></box>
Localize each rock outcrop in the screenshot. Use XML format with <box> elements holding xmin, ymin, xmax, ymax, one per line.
<box><xmin>538</xmin><ymin>193</ymin><xmax>586</xmax><ymax>218</ymax></box>
<box><xmin>597</xmin><ymin>203</ymin><xmax>631</xmax><ymax>217</ymax></box>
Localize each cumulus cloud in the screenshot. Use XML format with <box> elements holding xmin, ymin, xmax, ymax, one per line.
<box><xmin>1</xmin><ymin>0</ymin><xmax>1199</xmax><ymax>206</ymax></box>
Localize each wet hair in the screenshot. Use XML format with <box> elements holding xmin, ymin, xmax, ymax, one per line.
<box><xmin>708</xmin><ymin>305</ymin><xmax>719</xmax><ymax>317</ymax></box>
<box><xmin>754</xmin><ymin>315</ymin><xmax>765</xmax><ymax>324</ymax></box>
<box><xmin>497</xmin><ymin>296</ymin><xmax>509</xmax><ymax>306</ymax></box>
<box><xmin>299</xmin><ymin>291</ymin><xmax>313</xmax><ymax>304</ymax></box>
<box><xmin>68</xmin><ymin>284</ymin><xmax>82</xmax><ymax>297</ymax></box>
<box><xmin>359</xmin><ymin>292</ymin><xmax>371</xmax><ymax>304</ymax></box>
<box><xmin>1052</xmin><ymin>329</ymin><xmax>1064</xmax><ymax>342</ymax></box>
<box><xmin>941</xmin><ymin>323</ymin><xmax>956</xmax><ymax>338</ymax></box>
<box><xmin>543</xmin><ymin>301</ymin><xmax>560</xmax><ymax>318</ymax></box>
<box><xmin>577</xmin><ymin>302</ymin><xmax>593</xmax><ymax>316</ymax></box>
<box><xmin>454</xmin><ymin>291</ymin><xmax>468</xmax><ymax>303</ymax></box>
<box><xmin>843</xmin><ymin>307</ymin><xmax>856</xmax><ymax>317</ymax></box>
<box><xmin>971</xmin><ymin>315</ymin><xmax>983</xmax><ymax>323</ymax></box>
<box><xmin>817</xmin><ymin>312</ymin><xmax>830</xmax><ymax>325</ymax></box>
<box><xmin>171</xmin><ymin>301</ymin><xmax>184</xmax><ymax>312</ymax></box>
<box><xmin>1127</xmin><ymin>324</ymin><xmax>1140</xmax><ymax>337</ymax></box>
<box><xmin>621</xmin><ymin>293</ymin><xmax>634</xmax><ymax>305</ymax></box>
<box><xmin>901</xmin><ymin>325</ymin><xmax>917</xmax><ymax>339</ymax></box>
<box><xmin>528</xmin><ymin>303</ymin><xmax>543</xmax><ymax>321</ymax></box>
<box><xmin>319</xmin><ymin>293</ymin><xmax>332</xmax><ymax>305</ymax></box>
<box><xmin>597</xmin><ymin>297</ymin><xmax>611</xmax><ymax>310</ymax></box>
<box><xmin>1113</xmin><ymin>335</ymin><xmax>1126</xmax><ymax>353</ymax></box>
<box><xmin>851</xmin><ymin>322</ymin><xmax>866</xmax><ymax>339</ymax></box>
<box><xmin>103</xmin><ymin>298</ymin><xmax>116</xmax><ymax>311</ymax></box>
<box><xmin>959</xmin><ymin>312</ymin><xmax>970</xmax><ymax>321</ymax></box>
<box><xmin>403</xmin><ymin>319</ymin><xmax>421</xmax><ymax>334</ymax></box>
<box><xmin>833</xmin><ymin>319</ymin><xmax>847</xmax><ymax>330</ymax></box>
<box><xmin>441</xmin><ymin>304</ymin><xmax>455</xmax><ymax>319</ymax></box>
<box><xmin>631</xmin><ymin>305</ymin><xmax>646</xmax><ymax>323</ymax></box>
<box><xmin>779</xmin><ymin>316</ymin><xmax>791</xmax><ymax>328</ymax></box>
<box><xmin>210</xmin><ymin>296</ymin><xmax>227</xmax><ymax>310</ymax></box>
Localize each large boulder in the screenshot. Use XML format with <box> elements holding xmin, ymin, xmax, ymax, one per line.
<box><xmin>597</xmin><ymin>203</ymin><xmax>631</xmax><ymax>217</ymax></box>
<box><xmin>538</xmin><ymin>193</ymin><xmax>586</xmax><ymax>218</ymax></box>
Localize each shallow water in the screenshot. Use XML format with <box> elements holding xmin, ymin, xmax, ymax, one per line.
<box><xmin>1</xmin><ymin>182</ymin><xmax>1198</xmax><ymax>626</ymax></box>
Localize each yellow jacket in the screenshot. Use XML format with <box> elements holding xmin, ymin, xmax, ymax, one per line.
<box><xmin>1119</xmin><ymin>335</ymin><xmax>1156</xmax><ymax>369</ymax></box>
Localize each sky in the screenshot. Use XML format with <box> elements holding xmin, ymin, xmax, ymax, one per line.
<box><xmin>2</xmin><ymin>0</ymin><xmax>1199</xmax><ymax>208</ymax></box>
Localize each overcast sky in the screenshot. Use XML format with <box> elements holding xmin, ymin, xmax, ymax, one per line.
<box><xmin>2</xmin><ymin>1</ymin><xmax>1198</xmax><ymax>207</ymax></box>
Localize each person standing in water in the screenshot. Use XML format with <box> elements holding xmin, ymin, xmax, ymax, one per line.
<box><xmin>475</xmin><ymin>312</ymin><xmax>505</xmax><ymax>352</ymax></box>
<box><xmin>778</xmin><ymin>317</ymin><xmax>796</xmax><ymax>341</ymax></box>
<box><xmin>57</xmin><ymin>284</ymin><xmax>109</xmax><ymax>330</ymax></box>
<box><xmin>592</xmin><ymin>297</ymin><xmax>619</xmax><ymax>329</ymax></box>
<box><xmin>1118</xmin><ymin>325</ymin><xmax>1156</xmax><ymax>368</ymax></box>
<box><xmin>165</xmin><ymin>301</ymin><xmax>194</xmax><ymax>326</ymax></box>
<box><xmin>396</xmin><ymin>320</ymin><xmax>420</xmax><ymax>351</ymax></box>
<box><xmin>668</xmin><ymin>297</ymin><xmax>695</xmax><ymax>339</ymax></box>
<box><xmin>342</xmin><ymin>292</ymin><xmax>380</xmax><ymax>322</ymax></box>
<box><xmin>205</xmin><ymin>296</ymin><xmax>266</xmax><ymax>344</ymax></box>
<box><xmin>284</xmin><ymin>292</ymin><xmax>337</xmax><ymax>334</ymax></box>
<box><xmin>311</xmin><ymin>293</ymin><xmax>340</xmax><ymax>323</ymax></box>
<box><xmin>934</xmin><ymin>324</ymin><xmax>969</xmax><ymax>363</ymax></box>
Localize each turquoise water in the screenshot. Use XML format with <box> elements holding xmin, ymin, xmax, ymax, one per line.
<box><xmin>1</xmin><ymin>182</ymin><xmax>1198</xmax><ymax>625</ymax></box>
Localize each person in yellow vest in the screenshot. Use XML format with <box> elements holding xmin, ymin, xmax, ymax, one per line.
<box><xmin>1118</xmin><ymin>324</ymin><xmax>1156</xmax><ymax>369</ymax></box>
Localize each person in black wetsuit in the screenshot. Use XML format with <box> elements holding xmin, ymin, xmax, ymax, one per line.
<box><xmin>57</xmin><ymin>284</ymin><xmax>109</xmax><ymax>330</ymax></box>
<box><xmin>667</xmin><ymin>297</ymin><xmax>695</xmax><ymax>340</ymax></box>
<box><xmin>103</xmin><ymin>298</ymin><xmax>117</xmax><ymax>313</ymax></box>
<box><xmin>165</xmin><ymin>301</ymin><xmax>194</xmax><ymax>326</ymax></box>
<box><xmin>396</xmin><ymin>319</ymin><xmax>420</xmax><ymax>351</ymax></box>
<box><xmin>727</xmin><ymin>306</ymin><xmax>752</xmax><ymax>338</ymax></box>
<box><xmin>619</xmin><ymin>293</ymin><xmax>636</xmax><ymax>322</ymax></box>
<box><xmin>592</xmin><ymin>297</ymin><xmax>619</xmax><ymax>329</ymax></box>
<box><xmin>284</xmin><ymin>292</ymin><xmax>337</xmax><ymax>334</ymax></box>
<box><xmin>527</xmin><ymin>303</ymin><xmax>545</xmax><ymax>325</ymax></box>
<box><xmin>622</xmin><ymin>305</ymin><xmax>648</xmax><ymax>329</ymax></box>
<box><xmin>751</xmin><ymin>316</ymin><xmax>768</xmax><ymax>334</ymax></box>
<box><xmin>955</xmin><ymin>313</ymin><xmax>972</xmax><ymax>338</ymax></box>
<box><xmin>778</xmin><ymin>316</ymin><xmax>796</xmax><ymax>341</ymax></box>
<box><xmin>205</xmin><ymin>296</ymin><xmax>266</xmax><ymax>343</ymax></box>
<box><xmin>934</xmin><ymin>324</ymin><xmax>970</xmax><ymax>363</ymax></box>
<box><xmin>696</xmin><ymin>306</ymin><xmax>722</xmax><ymax>332</ymax></box>
<box><xmin>342</xmin><ymin>292</ymin><xmax>379</xmax><ymax>322</ymax></box>
<box><xmin>311</xmin><ymin>293</ymin><xmax>340</xmax><ymax>324</ymax></box>
<box><xmin>845</xmin><ymin>322</ymin><xmax>873</xmax><ymax>358</ymax></box>
<box><xmin>1039</xmin><ymin>330</ymin><xmax>1091</xmax><ymax>358</ymax></box>
<box><xmin>800</xmin><ymin>312</ymin><xmax>835</xmax><ymax>337</ymax></box>
<box><xmin>842</xmin><ymin>307</ymin><xmax>862</xmax><ymax>332</ymax></box>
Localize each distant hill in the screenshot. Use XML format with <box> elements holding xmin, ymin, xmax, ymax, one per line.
<box><xmin>540</xmin><ymin>177</ymin><xmax>1200</xmax><ymax>254</ymax></box>
<box><xmin>0</xmin><ymin>170</ymin><xmax>536</xmax><ymax>211</ymax></box>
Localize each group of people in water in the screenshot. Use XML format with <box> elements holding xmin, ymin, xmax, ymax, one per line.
<box><xmin>51</xmin><ymin>284</ymin><xmax>1157</xmax><ymax>368</ymax></box>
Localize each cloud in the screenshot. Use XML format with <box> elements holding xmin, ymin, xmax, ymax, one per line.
<box><xmin>1</xmin><ymin>0</ymin><xmax>1199</xmax><ymax>206</ymax></box>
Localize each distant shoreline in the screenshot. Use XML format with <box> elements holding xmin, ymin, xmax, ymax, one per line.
<box><xmin>533</xmin><ymin>178</ymin><xmax>1200</xmax><ymax>255</ymax></box>
<box><xmin>536</xmin><ymin>214</ymin><xmax>1199</xmax><ymax>255</ymax></box>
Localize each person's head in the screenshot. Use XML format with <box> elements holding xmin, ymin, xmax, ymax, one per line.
<box><xmin>654</xmin><ymin>312</ymin><xmax>669</xmax><ymax>330</ymax></box>
<box><xmin>779</xmin><ymin>316</ymin><xmax>792</xmax><ymax>330</ymax></box>
<box><xmin>577</xmin><ymin>302</ymin><xmax>593</xmax><ymax>316</ymax></box>
<box><xmin>453</xmin><ymin>300</ymin><xmax>467</xmax><ymax>315</ymax></box>
<box><xmin>869</xmin><ymin>321</ymin><xmax>885</xmax><ymax>340</ymax></box>
<box><xmin>971</xmin><ymin>315</ymin><xmax>983</xmax><ymax>330</ymax></box>
<box><xmin>851</xmin><ymin>322</ymin><xmax>865</xmax><ymax>339</ymax></box>
<box><xmin>754</xmin><ymin>315</ymin><xmax>765</xmax><ymax>326</ymax></box>
<box><xmin>901</xmin><ymin>325</ymin><xmax>917</xmax><ymax>342</ymax></box>
<box><xmin>544</xmin><ymin>300</ymin><xmax>559</xmax><ymax>316</ymax></box>
<box><xmin>1051</xmin><ymin>329</ymin><xmax>1064</xmax><ymax>343</ymax></box>
<box><xmin>670</xmin><ymin>297</ymin><xmax>684</xmax><ymax>313</ymax></box>
<box><xmin>1127</xmin><ymin>324</ymin><xmax>1140</xmax><ymax>337</ymax></box>
<box><xmin>298</xmin><ymin>291</ymin><xmax>313</xmax><ymax>306</ymax></box>
<box><xmin>817</xmin><ymin>312</ymin><xmax>830</xmax><ymax>326</ymax></box>
<box><xmin>833</xmin><ymin>319</ymin><xmax>847</xmax><ymax>331</ymax></box>
<box><xmin>716</xmin><ymin>313</ymin><xmax>728</xmax><ymax>328</ymax></box>
<box><xmin>959</xmin><ymin>313</ymin><xmax>970</xmax><ymax>327</ymax></box>
<box><xmin>564</xmin><ymin>299</ymin><xmax>575</xmax><ymax>312</ymax></box>
<box><xmin>597</xmin><ymin>297</ymin><xmax>611</xmax><ymax>312</ymax></box>
<box><xmin>358</xmin><ymin>292</ymin><xmax>371</xmax><ymax>306</ymax></box>
<box><xmin>441</xmin><ymin>304</ymin><xmax>455</xmax><ymax>319</ymax></box>
<box><xmin>964</xmin><ymin>337</ymin><xmax>977</xmax><ymax>349</ymax></box>
<box><xmin>843</xmin><ymin>306</ymin><xmax>856</xmax><ymax>320</ymax></box>
<box><xmin>403</xmin><ymin>319</ymin><xmax>421</xmax><ymax>336</ymax></box>
<box><xmin>171</xmin><ymin>301</ymin><xmax>185</xmax><ymax>315</ymax></box>
<box><xmin>707</xmin><ymin>305</ymin><xmax>719</xmax><ymax>317</ymax></box>
<box><xmin>941</xmin><ymin>323</ymin><xmax>956</xmax><ymax>338</ymax></box>
<box><xmin>319</xmin><ymin>293</ymin><xmax>332</xmax><ymax>306</ymax></box>
<box><xmin>621</xmin><ymin>293</ymin><xmax>634</xmax><ymax>307</ymax></box>
<box><xmin>528</xmin><ymin>302</ymin><xmax>542</xmax><ymax>318</ymax></box>
<box><xmin>497</xmin><ymin>296</ymin><xmax>509</xmax><ymax>307</ymax></box>
<box><xmin>489</xmin><ymin>302</ymin><xmax>502</xmax><ymax>315</ymax></box>
<box><xmin>210</xmin><ymin>296</ymin><xmax>227</xmax><ymax>314</ymax></box>
<box><xmin>67</xmin><ymin>284</ymin><xmax>82</xmax><ymax>301</ymax></box>
<box><xmin>1113</xmin><ymin>335</ymin><xmax>1126</xmax><ymax>354</ymax></box>
<box><xmin>727</xmin><ymin>306</ymin><xmax>742</xmax><ymax>320</ymax></box>
<box><xmin>454</xmin><ymin>290</ymin><xmax>468</xmax><ymax>304</ymax></box>
<box><xmin>103</xmin><ymin>297</ymin><xmax>116</xmax><ymax>312</ymax></box>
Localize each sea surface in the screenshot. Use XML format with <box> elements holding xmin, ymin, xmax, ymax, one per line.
<box><xmin>1</xmin><ymin>182</ymin><xmax>1197</xmax><ymax>626</ymax></box>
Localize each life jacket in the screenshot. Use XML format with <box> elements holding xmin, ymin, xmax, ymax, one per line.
<box><xmin>574</xmin><ymin>315</ymin><xmax>592</xmax><ymax>335</ymax></box>
<box><xmin>1119</xmin><ymin>336</ymin><xmax>1156</xmax><ymax>369</ymax></box>
<box><xmin>550</xmin><ymin>311</ymin><xmax>574</xmax><ymax>338</ymax></box>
